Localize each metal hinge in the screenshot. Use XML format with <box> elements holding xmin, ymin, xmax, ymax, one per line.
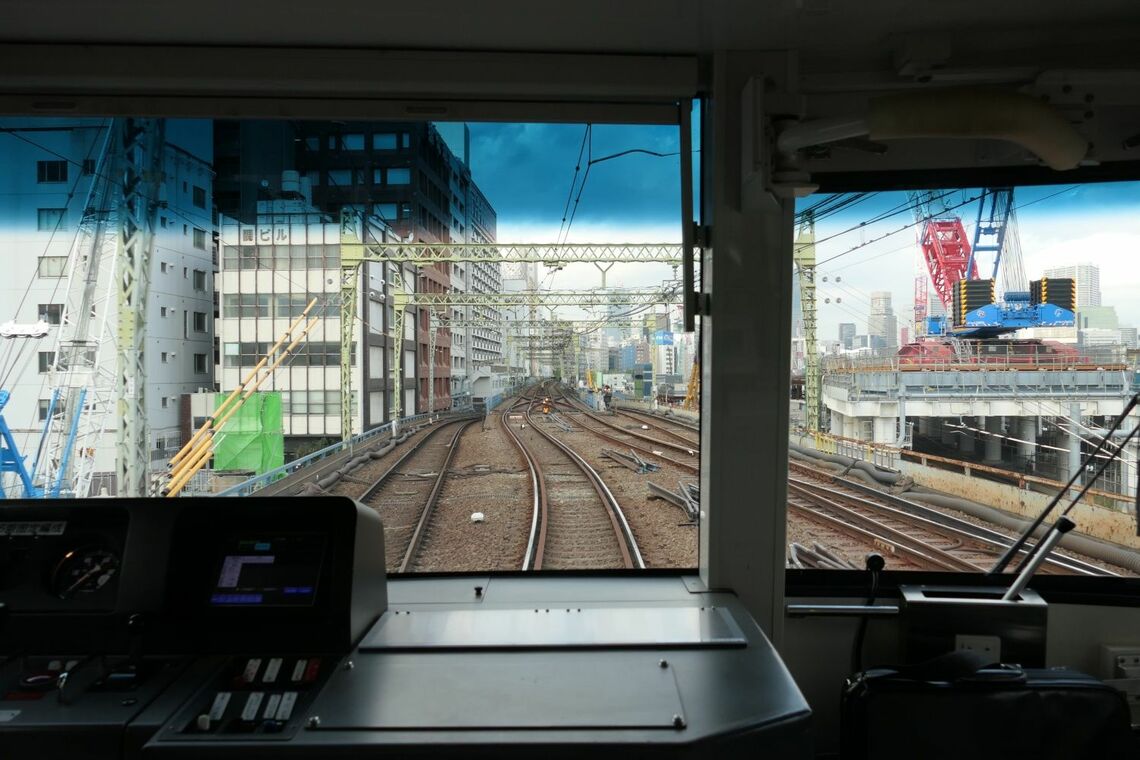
<box><xmin>692</xmin><ymin>222</ymin><xmax>709</xmax><ymax>250</ymax></box>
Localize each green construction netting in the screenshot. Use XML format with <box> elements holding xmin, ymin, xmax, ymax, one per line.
<box><xmin>212</xmin><ymin>392</ymin><xmax>284</xmax><ymax>474</ymax></box>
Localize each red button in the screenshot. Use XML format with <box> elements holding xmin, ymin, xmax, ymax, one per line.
<box><xmin>302</xmin><ymin>659</ymin><xmax>320</xmax><ymax>683</ymax></box>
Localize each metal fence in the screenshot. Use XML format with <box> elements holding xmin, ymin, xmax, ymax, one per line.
<box><xmin>824</xmin><ymin>343</ymin><xmax>1129</xmax><ymax>374</ymax></box>
<box><xmin>806</xmin><ymin>430</ymin><xmax>901</xmax><ymax>469</ymax></box>
<box><xmin>211</xmin><ymin>411</ymin><xmax>437</xmax><ymax>498</ymax></box>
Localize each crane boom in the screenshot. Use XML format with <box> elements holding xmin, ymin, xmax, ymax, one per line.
<box><xmin>38</xmin><ymin>122</ymin><xmax>121</xmax><ymax>497</ymax></box>
<box><xmin>909</xmin><ymin>190</ymin><xmax>979</xmax><ymax>311</ymax></box>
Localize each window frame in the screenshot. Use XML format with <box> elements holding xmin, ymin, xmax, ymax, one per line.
<box><xmin>784</xmin><ymin>172</ymin><xmax>1140</xmax><ymax>608</ymax></box>
<box><xmin>37</xmin><ymin>255</ymin><xmax>68</xmax><ymax>277</ymax></box>
<box><xmin>36</xmin><ymin>159</ymin><xmax>68</xmax><ymax>183</ymax></box>
<box><xmin>36</xmin><ymin>207</ymin><xmax>66</xmax><ymax>231</ymax></box>
<box><xmin>37</xmin><ymin>303</ymin><xmax>62</xmax><ymax>324</ymax></box>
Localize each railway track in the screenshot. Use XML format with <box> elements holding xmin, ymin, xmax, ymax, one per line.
<box><xmin>502</xmin><ymin>395</ymin><xmax>644</xmax><ymax>570</ymax></box>
<box><xmin>611</xmin><ymin>407</ymin><xmax>699</xmax><ymax>447</ymax></box>
<box><xmin>550</xmin><ymin>388</ymin><xmax>699</xmax><ymax>474</ymax></box>
<box><xmin>357</xmin><ymin>418</ymin><xmax>476</xmax><ymax>573</ymax></box>
<box><xmin>787</xmin><ymin>459</ymin><xmax>1112</xmax><ymax>576</ymax></box>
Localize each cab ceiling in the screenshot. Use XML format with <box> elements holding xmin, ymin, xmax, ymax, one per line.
<box><xmin>3</xmin><ymin>0</ymin><xmax>1138</xmax><ymax>73</ymax></box>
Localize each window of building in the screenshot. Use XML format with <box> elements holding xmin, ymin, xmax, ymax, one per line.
<box><xmin>373</xmin><ymin>203</ymin><xmax>397</xmax><ymax>221</ymax></box>
<box><xmin>193</xmin><ymin>228</ymin><xmax>206</xmax><ymax>249</ymax></box>
<box><xmin>161</xmin><ymin>397</ymin><xmax>169</xmax><ymax>409</ymax></box>
<box><xmin>192</xmin><ymin>269</ymin><xmax>207</xmax><ymax>291</ymax></box>
<box><xmin>373</xmin><ymin>133</ymin><xmax>397</xmax><ymax>150</ymax></box>
<box><xmin>192</xmin><ymin>185</ymin><xmax>206</xmax><ymax>209</ymax></box>
<box><xmin>38</xmin><ymin>351</ymin><xmax>55</xmax><ymax>373</ymax></box>
<box><xmin>37</xmin><ymin>304</ymin><xmax>62</xmax><ymax>324</ymax></box>
<box><xmin>160</xmin><ymin>306</ymin><xmax>168</xmax><ymax>317</ymax></box>
<box><xmin>38</xmin><ymin>400</ymin><xmax>52</xmax><ymax>422</ymax></box>
<box><xmin>37</xmin><ymin>256</ymin><xmax>67</xmax><ymax>277</ymax></box>
<box><xmin>223</xmin><ymin>342</ymin><xmax>239</xmax><ymax>368</ymax></box>
<box><xmin>193</xmin><ymin>311</ymin><xmax>207</xmax><ymax>332</ymax></box>
<box><xmin>327</xmin><ymin>169</ymin><xmax>351</xmax><ymax>186</ymax></box>
<box><xmin>37</xmin><ymin>208</ymin><xmax>66</xmax><ymax>231</ymax></box>
<box><xmin>304</xmin><ymin>136</ymin><xmax>320</xmax><ymax>152</ymax></box>
<box><xmin>81</xmin><ymin>158</ymin><xmax>95</xmax><ymax>176</ymax></box>
<box><xmin>160</xmin><ymin>262</ymin><xmax>168</xmax><ymax>273</ymax></box>
<box><xmin>193</xmin><ymin>353</ymin><xmax>208</xmax><ymax>374</ymax></box>
<box><xmin>37</xmin><ymin>160</ymin><xmax>68</xmax><ymax>183</ymax></box>
<box><xmin>161</xmin><ymin>352</ymin><xmax>168</xmax><ymax>363</ymax></box>
<box><xmin>222</xmin><ymin>293</ymin><xmax>270</xmax><ymax>318</ymax></box>
<box><xmin>400</xmin><ymin>133</ymin><xmax>410</xmax><ymax>149</ymax></box>
<box><xmin>342</xmin><ymin>133</ymin><xmax>364</xmax><ymax>150</ymax></box>
<box><xmin>387</xmin><ymin>167</ymin><xmax>411</xmax><ymax>185</ymax></box>
<box><xmin>160</xmin><ymin>217</ymin><xmax>167</xmax><ymax>228</ymax></box>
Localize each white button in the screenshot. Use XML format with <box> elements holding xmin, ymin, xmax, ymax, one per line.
<box><xmin>263</xmin><ymin>658</ymin><xmax>282</xmax><ymax>683</ymax></box>
<box><xmin>275</xmin><ymin>692</ymin><xmax>298</xmax><ymax>721</ymax></box>
<box><xmin>263</xmin><ymin>694</ymin><xmax>282</xmax><ymax>720</ymax></box>
<box><xmin>241</xmin><ymin>658</ymin><xmax>262</xmax><ymax>683</ymax></box>
<box><xmin>240</xmin><ymin>692</ymin><xmax>264</xmax><ymax>722</ymax></box>
<box><xmin>208</xmin><ymin>692</ymin><xmax>231</xmax><ymax>721</ymax></box>
<box><xmin>290</xmin><ymin>660</ymin><xmax>307</xmax><ymax>683</ymax></box>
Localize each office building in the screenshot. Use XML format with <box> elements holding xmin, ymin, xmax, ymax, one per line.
<box><xmin>838</xmin><ymin>322</ymin><xmax>855</xmax><ymax>349</ymax></box>
<box><xmin>1043</xmin><ymin>263</ymin><xmax>1101</xmax><ymax>309</ymax></box>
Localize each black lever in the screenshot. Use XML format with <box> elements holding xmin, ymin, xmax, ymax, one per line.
<box><xmin>989</xmin><ymin>393</ymin><xmax>1139</xmax><ymax>575</ymax></box>
<box><xmin>851</xmin><ymin>553</ymin><xmax>885</xmax><ymax>674</ymax></box>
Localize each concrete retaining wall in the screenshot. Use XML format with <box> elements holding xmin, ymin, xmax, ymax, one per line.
<box><xmin>897</xmin><ymin>460</ymin><xmax>1140</xmax><ymax>551</ymax></box>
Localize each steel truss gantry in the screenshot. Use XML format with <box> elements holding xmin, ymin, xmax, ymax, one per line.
<box><xmin>116</xmin><ymin>119</ymin><xmax>166</xmax><ymax>497</ymax></box>
<box><xmin>338</xmin><ymin>209</ymin><xmax>684</xmax><ymax>441</ymax></box>
<box><xmin>794</xmin><ymin>213</ymin><xmax>820</xmax><ymax>433</ymax></box>
<box><xmin>403</xmin><ymin>289</ymin><xmax>682</xmax><ymax>308</ymax></box>
<box><xmin>353</xmin><ymin>242</ymin><xmax>682</xmax><ymax>265</ymax></box>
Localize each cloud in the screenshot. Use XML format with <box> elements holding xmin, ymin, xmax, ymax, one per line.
<box><xmin>468</xmin><ymin>123</ymin><xmax>681</xmax><ymax>228</ymax></box>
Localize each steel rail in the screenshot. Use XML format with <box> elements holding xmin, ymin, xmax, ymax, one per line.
<box><xmin>357</xmin><ymin>419</ymin><xmax>472</xmax><ymax>502</ymax></box>
<box><xmin>561</xmin><ymin>409</ymin><xmax>698</xmax><ymax>474</ymax></box>
<box><xmin>612</xmin><ymin>408</ymin><xmax>700</xmax><ymax>446</ymax></box>
<box><xmin>499</xmin><ymin>397</ymin><xmax>544</xmax><ymax>571</ymax></box>
<box><xmin>787</xmin><ymin>460</ymin><xmax>1111</xmax><ymax>577</ymax></box>
<box><xmin>788</xmin><ymin>483</ymin><xmax>986</xmax><ymax>571</ymax></box>
<box><xmin>394</xmin><ymin>419</ymin><xmax>478</xmax><ymax>573</ymax></box>
<box><xmin>519</xmin><ymin>392</ymin><xmax>643</xmax><ymax>570</ymax></box>
<box><xmin>561</xmin><ymin>395</ymin><xmax>699</xmax><ymax>457</ymax></box>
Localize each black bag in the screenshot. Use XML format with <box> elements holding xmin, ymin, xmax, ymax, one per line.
<box><xmin>841</xmin><ymin>651</ymin><xmax>1137</xmax><ymax>760</ymax></box>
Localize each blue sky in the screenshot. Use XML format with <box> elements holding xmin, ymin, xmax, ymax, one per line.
<box><xmin>464</xmin><ymin>121</ymin><xmax>690</xmax><ymax>301</ymax></box>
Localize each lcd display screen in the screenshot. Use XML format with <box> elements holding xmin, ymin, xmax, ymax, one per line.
<box><xmin>209</xmin><ymin>534</ymin><xmax>326</xmax><ymax>607</ymax></box>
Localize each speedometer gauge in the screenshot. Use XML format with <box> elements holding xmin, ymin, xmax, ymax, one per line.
<box><xmin>50</xmin><ymin>546</ymin><xmax>120</xmax><ymax>599</ymax></box>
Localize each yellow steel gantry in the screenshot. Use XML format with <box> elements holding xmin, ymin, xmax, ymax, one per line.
<box><xmin>794</xmin><ymin>213</ymin><xmax>820</xmax><ymax>432</ymax></box>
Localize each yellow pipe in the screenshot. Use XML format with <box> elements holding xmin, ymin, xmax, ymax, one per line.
<box><xmin>169</xmin><ymin>300</ymin><xmax>317</xmax><ymax>468</ymax></box>
<box><xmin>167</xmin><ymin>305</ymin><xmax>317</xmax><ymax>482</ymax></box>
<box><xmin>165</xmin><ymin>316</ymin><xmax>320</xmax><ymax>497</ymax></box>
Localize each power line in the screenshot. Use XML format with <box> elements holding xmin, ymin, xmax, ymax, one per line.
<box><xmin>555</xmin><ymin>125</ymin><xmax>591</xmax><ymax>246</ymax></box>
